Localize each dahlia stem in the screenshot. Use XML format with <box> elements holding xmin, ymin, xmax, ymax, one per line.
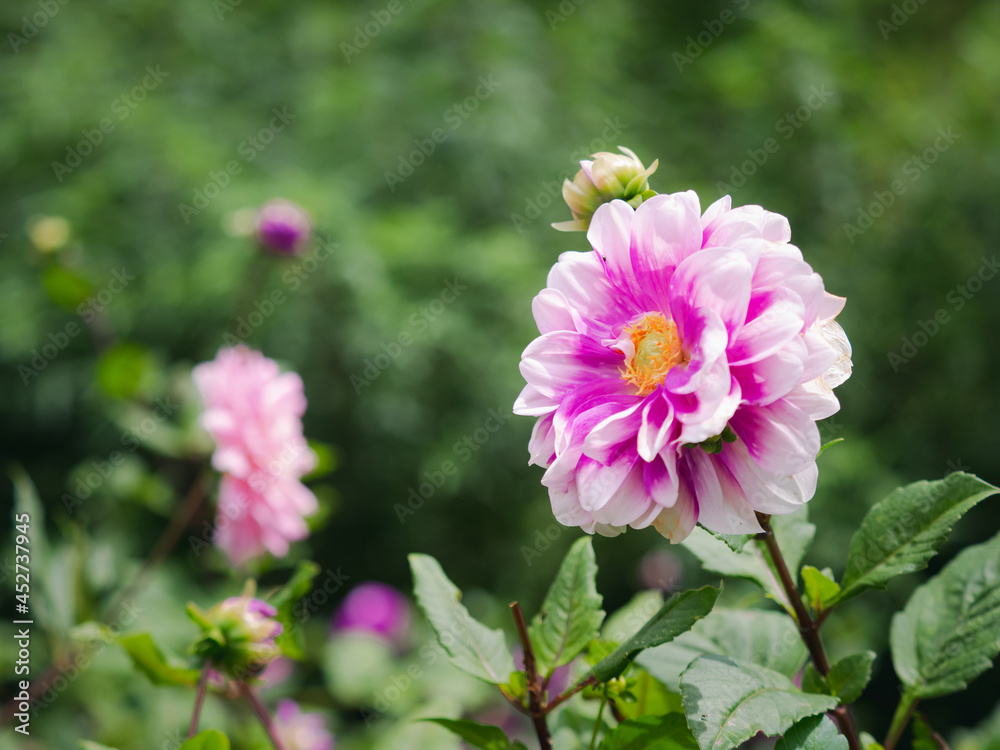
<box><xmin>510</xmin><ymin>601</ymin><xmax>552</xmax><ymax>750</ymax></box>
<box><xmin>587</xmin><ymin>695</ymin><xmax>607</xmax><ymax>750</ymax></box>
<box><xmin>755</xmin><ymin>513</ymin><xmax>862</xmax><ymax>750</ymax></box>
<box><xmin>188</xmin><ymin>659</ymin><xmax>212</xmax><ymax>738</ymax></box>
<box><xmin>239</xmin><ymin>681</ymin><xmax>288</xmax><ymax>750</ymax></box>
<box><xmin>883</xmin><ymin>691</ymin><xmax>919</xmax><ymax>750</ymax></box>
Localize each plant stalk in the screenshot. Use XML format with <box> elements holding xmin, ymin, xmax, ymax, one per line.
<box><xmin>510</xmin><ymin>601</ymin><xmax>552</xmax><ymax>750</ymax></box>
<box><xmin>755</xmin><ymin>513</ymin><xmax>862</xmax><ymax>750</ymax></box>
<box><xmin>884</xmin><ymin>691</ymin><xmax>919</xmax><ymax>750</ymax></box>
<box><xmin>239</xmin><ymin>681</ymin><xmax>288</xmax><ymax>750</ymax></box>
<box><xmin>188</xmin><ymin>659</ymin><xmax>212</xmax><ymax>738</ymax></box>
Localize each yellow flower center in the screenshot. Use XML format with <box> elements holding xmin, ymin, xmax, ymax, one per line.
<box><xmin>619</xmin><ymin>313</ymin><xmax>685</xmax><ymax>396</ymax></box>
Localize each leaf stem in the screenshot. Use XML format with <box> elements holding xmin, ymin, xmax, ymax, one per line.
<box><xmin>755</xmin><ymin>513</ymin><xmax>862</xmax><ymax>750</ymax></box>
<box><xmin>188</xmin><ymin>659</ymin><xmax>212</xmax><ymax>738</ymax></box>
<box><xmin>239</xmin><ymin>681</ymin><xmax>288</xmax><ymax>750</ymax></box>
<box><xmin>510</xmin><ymin>601</ymin><xmax>552</xmax><ymax>750</ymax></box>
<box><xmin>587</xmin><ymin>694</ymin><xmax>607</xmax><ymax>750</ymax></box>
<box><xmin>545</xmin><ymin>676</ymin><xmax>597</xmax><ymax>713</ymax></box>
<box><xmin>884</xmin><ymin>691</ymin><xmax>919</xmax><ymax>750</ymax></box>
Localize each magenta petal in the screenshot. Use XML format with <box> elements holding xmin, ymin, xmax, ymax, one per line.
<box><xmin>669</xmin><ymin>247</ymin><xmax>753</xmax><ymax>342</ymax></box>
<box><xmin>637</xmin><ymin>392</ymin><xmax>675</xmax><ymax>461</ymax></box>
<box><xmin>644</xmin><ymin>455</ymin><xmax>680</xmax><ymax>508</ymax></box>
<box><xmin>720</xmin><ymin>439</ymin><xmax>817</xmax><ymax>514</ymax></box>
<box><xmin>681</xmin><ymin>450</ymin><xmax>763</xmax><ymax>535</ymax></box>
<box><xmin>652</xmin><ymin>475</ymin><xmax>698</xmax><ymax>542</ymax></box>
<box><xmin>589</xmin><ymin>463</ymin><xmax>655</xmax><ymax>527</ymax></box>
<box><xmin>588</xmin><ymin>201</ymin><xmax>642</xmax><ymax>307</ymax></box>
<box><xmin>577</xmin><ymin>450</ymin><xmax>640</xmax><ymax>513</ymax></box>
<box><xmin>532</xmin><ymin>288</ymin><xmax>580</xmax><ymax>334</ymax></box>
<box><xmin>519</xmin><ymin>331</ymin><xmax>622</xmax><ymax>400</ymax></box>
<box><xmin>729</xmin><ymin>400</ymin><xmax>820</xmax><ymax>475</ymax></box>
<box><xmin>731</xmin><ymin>339</ymin><xmax>807</xmax><ymax>406</ymax></box>
<box><xmin>728</xmin><ymin>287</ymin><xmax>805</xmax><ymax>365</ymax></box>
<box><xmin>628</xmin><ymin>192</ymin><xmax>703</xmax><ymax>309</ymax></box>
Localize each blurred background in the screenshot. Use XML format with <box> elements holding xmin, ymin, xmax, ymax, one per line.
<box><xmin>1</xmin><ymin>0</ymin><xmax>999</xmax><ymax>747</ymax></box>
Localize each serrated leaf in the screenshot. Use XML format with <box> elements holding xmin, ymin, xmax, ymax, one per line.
<box><xmin>681</xmin><ymin>508</ymin><xmax>814</xmax><ymax>616</ymax></box>
<box><xmin>890</xmin><ymin>531</ymin><xmax>1000</xmax><ymax>699</ymax></box>
<box><xmin>179</xmin><ymin>730</ymin><xmax>231</xmax><ymax>750</ymax></box>
<box><xmin>775</xmin><ymin>715</ymin><xmax>848</xmax><ymax>750</ymax></box>
<box><xmin>639</xmin><ymin>609</ymin><xmax>808</xmax><ymax>692</ymax></box>
<box><xmin>268</xmin><ymin>560</ymin><xmax>320</xmax><ymax>660</ymax></box>
<box><xmin>800</xmin><ymin>664</ymin><xmax>830</xmax><ymax>697</ymax></box>
<box><xmin>835</xmin><ymin>473</ymin><xmax>998</xmax><ymax>605</ymax></box>
<box><xmin>709</xmin><ymin>531</ymin><xmax>751</xmax><ymax>553</ymax></box>
<box><xmin>119</xmin><ymin>633</ymin><xmax>200</xmax><ymax>686</ymax></box>
<box><xmin>801</xmin><ymin>566</ymin><xmax>841</xmax><ymax>616</ymax></box>
<box><xmin>680</xmin><ymin>655</ymin><xmax>838</xmax><ymax>750</ymax></box>
<box><xmin>827</xmin><ymin>652</ymin><xmax>876</xmax><ymax>704</ymax></box>
<box><xmin>423</xmin><ymin>718</ymin><xmax>525</xmax><ymax>749</ymax></box>
<box><xmin>602</xmin><ymin>590</ymin><xmax>663</xmax><ymax>643</ymax></box>
<box><xmin>528</xmin><ymin>537</ymin><xmax>605</xmax><ymax>676</ymax></box>
<box><xmin>409</xmin><ymin>554</ymin><xmax>515</xmax><ymax>685</ymax></box>
<box><xmin>598</xmin><ymin>714</ymin><xmax>698</xmax><ymax>749</ymax></box>
<box><xmin>585</xmin><ymin>585</ymin><xmax>720</xmax><ymax>683</ymax></box>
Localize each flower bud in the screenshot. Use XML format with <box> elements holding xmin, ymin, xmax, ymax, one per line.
<box><xmin>552</xmin><ymin>146</ymin><xmax>658</xmax><ymax>232</ymax></box>
<box><xmin>330</xmin><ymin>582</ymin><xmax>410</xmax><ymax>648</ymax></box>
<box><xmin>255</xmin><ymin>199</ymin><xmax>311</xmax><ymax>255</ymax></box>
<box><xmin>188</xmin><ymin>586</ymin><xmax>283</xmax><ymax>677</ymax></box>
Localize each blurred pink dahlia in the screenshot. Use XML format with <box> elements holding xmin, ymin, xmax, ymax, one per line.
<box><xmin>514</xmin><ymin>192</ymin><xmax>851</xmax><ymax>542</ymax></box>
<box><xmin>194</xmin><ymin>347</ymin><xmax>318</xmax><ymax>565</ymax></box>
<box><xmin>274</xmin><ymin>699</ymin><xmax>336</xmax><ymax>750</ymax></box>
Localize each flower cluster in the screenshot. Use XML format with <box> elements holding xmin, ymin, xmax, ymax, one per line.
<box><xmin>194</xmin><ymin>346</ymin><xmax>318</xmax><ymax>565</ymax></box>
<box><xmin>516</xmin><ymin>189</ymin><xmax>851</xmax><ymax>541</ymax></box>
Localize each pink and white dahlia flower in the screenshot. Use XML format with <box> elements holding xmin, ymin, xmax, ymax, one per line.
<box><xmin>194</xmin><ymin>347</ymin><xmax>318</xmax><ymax>565</ymax></box>
<box><xmin>515</xmin><ymin>192</ymin><xmax>851</xmax><ymax>542</ymax></box>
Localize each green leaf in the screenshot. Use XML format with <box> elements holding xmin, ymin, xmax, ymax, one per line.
<box><xmin>528</xmin><ymin>536</ymin><xmax>605</xmax><ymax>676</ymax></box>
<box><xmin>119</xmin><ymin>633</ymin><xmax>200</xmax><ymax>686</ymax></box>
<box><xmin>616</xmin><ymin>669</ymin><xmax>684</xmax><ymax>719</ymax></box>
<box><xmin>708</xmin><ymin>531</ymin><xmax>751</xmax><ymax>554</ymax></box>
<box><xmin>680</xmin><ymin>655</ymin><xmax>838</xmax><ymax>750</ymax></box>
<box><xmin>423</xmin><ymin>719</ymin><xmax>526</xmax><ymax>749</ymax></box>
<box><xmin>912</xmin><ymin>715</ymin><xmax>946</xmax><ymax>750</ymax></box>
<box><xmin>602</xmin><ymin>590</ymin><xmax>663</xmax><ymax>643</ymax></box>
<box><xmin>835</xmin><ymin>472</ymin><xmax>998</xmax><ymax>605</ymax></box>
<box><xmin>179</xmin><ymin>730</ymin><xmax>231</xmax><ymax>750</ymax></box>
<box><xmin>42</xmin><ymin>264</ymin><xmax>93</xmax><ymax>310</ymax></box>
<box><xmin>801</xmin><ymin>566</ymin><xmax>841</xmax><ymax>616</ymax></box>
<box><xmin>681</xmin><ymin>508</ymin><xmax>814</xmax><ymax>616</ymax></box>
<box><xmin>586</xmin><ymin>585</ymin><xmax>720</xmax><ymax>683</ymax></box>
<box><xmin>859</xmin><ymin>732</ymin><xmax>885</xmax><ymax>750</ymax></box>
<box><xmin>775</xmin><ymin>715</ymin><xmax>848</xmax><ymax>750</ymax></box>
<box><xmin>827</xmin><ymin>652</ymin><xmax>876</xmax><ymax>704</ymax></box>
<box><xmin>890</xmin><ymin>531</ymin><xmax>1000</xmax><ymax>698</ymax></box>
<box><xmin>800</xmin><ymin>664</ymin><xmax>829</xmax><ymax>696</ymax></box>
<box><xmin>267</xmin><ymin>560</ymin><xmax>320</xmax><ymax>660</ymax></box>
<box><xmin>409</xmin><ymin>554</ymin><xmax>516</xmax><ymax>685</ymax></box>
<box><xmin>598</xmin><ymin>714</ymin><xmax>698</xmax><ymax>749</ymax></box>
<box><xmin>96</xmin><ymin>342</ymin><xmax>156</xmax><ymax>399</ymax></box>
<box><xmin>639</xmin><ymin>608</ymin><xmax>808</xmax><ymax>692</ymax></box>
<box><xmin>79</xmin><ymin>743</ymin><xmax>121</xmax><ymax>750</ymax></box>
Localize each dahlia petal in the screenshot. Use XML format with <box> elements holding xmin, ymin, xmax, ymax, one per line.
<box><xmin>720</xmin><ymin>439</ymin><xmax>817</xmax><ymax>514</ymax></box>
<box><xmin>729</xmin><ymin>287</ymin><xmax>806</xmax><ymax>365</ymax></box>
<box><xmin>669</xmin><ymin>247</ymin><xmax>753</xmax><ymax>342</ymax></box>
<box><xmin>644</xmin><ymin>454</ymin><xmax>680</xmax><ymax>508</ymax></box>
<box><xmin>548</xmin><ymin>482</ymin><xmax>597</xmax><ymax>530</ymax></box>
<box><xmin>663</xmin><ymin>308</ymin><xmax>728</xmax><ymax>395</ymax></box>
<box><xmin>700</xmin><ymin>195</ymin><xmax>732</xmax><ymax>229</ymax></box>
<box><xmin>628</xmin><ymin>191</ymin><xmax>703</xmax><ymax>309</ymax></box>
<box><xmin>588</xmin><ymin>200</ymin><xmax>641</xmax><ymax>306</ymax></box>
<box><xmin>528</xmin><ymin>414</ymin><xmax>556</xmax><ymax>467</ymax></box>
<box><xmin>800</xmin><ymin>326</ymin><xmax>840</xmax><ymax>382</ymax></box>
<box><xmin>704</xmin><ymin>205</ymin><xmax>791</xmax><ymax>245</ymax></box>
<box><xmin>590</xmin><ymin>463</ymin><xmax>655</xmax><ymax>527</ymax></box>
<box><xmin>676</xmin><ymin>374</ymin><xmax>741</xmax><ymax>445</ymax></box>
<box><xmin>731</xmin><ymin>340</ymin><xmax>806</xmax><ymax>406</ymax></box>
<box><xmin>729</xmin><ymin>400</ymin><xmax>820</xmax><ymax>475</ymax></box>
<box><xmin>820</xmin><ymin>320</ymin><xmax>853</xmax><ymax>387</ymax></box>
<box><xmin>682</xmin><ymin>449</ymin><xmax>763</xmax><ymax>535</ymax></box>
<box><xmin>577</xmin><ymin>451</ymin><xmax>639</xmax><ymax>513</ymax></box>
<box><xmin>817</xmin><ymin>293</ymin><xmax>847</xmax><ymax>323</ymax></box>
<box><xmin>514</xmin><ymin>384</ymin><xmax>557</xmax><ymax>417</ymax></box>
<box><xmin>519</xmin><ymin>331</ymin><xmax>622</xmax><ymax>400</ymax></box>
<box><xmin>552</xmin><ymin>380</ymin><xmax>636</xmax><ymax>455</ymax></box>
<box><xmin>547</xmin><ymin>251</ymin><xmax>632</xmax><ymax>334</ymax></box>
<box><xmin>584</xmin><ymin>403</ymin><xmax>644</xmax><ymax>464</ymax></box>
<box><xmin>533</xmin><ymin>288</ymin><xmax>581</xmax><ymax>334</ymax></box>
<box><xmin>636</xmin><ymin>393</ymin><xmax>675</xmax><ymax>462</ymax></box>
<box><xmin>652</xmin><ymin>479</ymin><xmax>698</xmax><ymax>543</ymax></box>
<box><xmin>783</xmin><ymin>380</ymin><xmax>841</xmax><ymax>421</ymax></box>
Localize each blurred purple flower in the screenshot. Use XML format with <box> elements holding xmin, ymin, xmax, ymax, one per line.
<box><xmin>256</xmin><ymin>199</ymin><xmax>311</xmax><ymax>255</ymax></box>
<box><xmin>331</xmin><ymin>582</ymin><xmax>411</xmax><ymax>646</ymax></box>
<box><xmin>273</xmin><ymin>699</ymin><xmax>335</xmax><ymax>750</ymax></box>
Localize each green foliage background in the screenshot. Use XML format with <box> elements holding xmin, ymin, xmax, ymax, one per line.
<box><xmin>1</xmin><ymin>0</ymin><xmax>999</xmax><ymax>747</ymax></box>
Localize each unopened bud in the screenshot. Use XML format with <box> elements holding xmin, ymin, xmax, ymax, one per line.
<box><xmin>553</xmin><ymin>146</ymin><xmax>658</xmax><ymax>232</ymax></box>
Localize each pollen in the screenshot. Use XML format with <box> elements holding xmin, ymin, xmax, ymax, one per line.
<box><xmin>619</xmin><ymin>313</ymin><xmax>685</xmax><ymax>396</ymax></box>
